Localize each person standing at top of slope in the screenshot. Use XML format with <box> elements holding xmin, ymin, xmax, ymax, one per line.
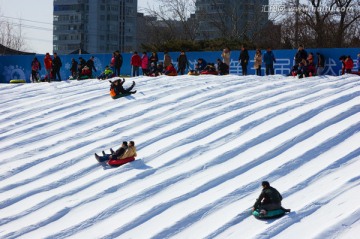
<box><xmin>131</xmin><ymin>51</ymin><xmax>142</xmax><ymax>77</ymax></box>
<box><xmin>44</xmin><ymin>53</ymin><xmax>52</xmax><ymax>82</ymax></box>
<box><xmin>52</xmin><ymin>52</ymin><xmax>62</xmax><ymax>81</ymax></box>
<box><xmin>252</xmin><ymin>181</ymin><xmax>290</xmax><ymax>214</ymax></box>
<box><xmin>95</xmin><ymin>141</ymin><xmax>128</xmax><ymax>162</ymax></box>
<box><xmin>221</xmin><ymin>47</ymin><xmax>231</xmax><ymax>74</ymax></box>
<box><xmin>239</xmin><ymin>45</ymin><xmax>249</xmax><ymax>75</ymax></box>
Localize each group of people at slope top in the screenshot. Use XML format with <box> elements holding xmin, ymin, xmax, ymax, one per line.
<box><xmin>30</xmin><ymin>52</ymin><xmax>62</xmax><ymax>82</ymax></box>
<box><xmin>129</xmin><ymin>51</ymin><xmax>189</xmax><ymax>77</ymax></box>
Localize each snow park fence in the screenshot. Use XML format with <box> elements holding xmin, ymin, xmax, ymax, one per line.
<box><xmin>0</xmin><ymin>48</ymin><xmax>358</xmax><ymax>83</ymax></box>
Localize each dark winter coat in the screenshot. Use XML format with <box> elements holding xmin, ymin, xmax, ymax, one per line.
<box><xmin>115</xmin><ymin>54</ymin><xmax>123</xmax><ymax>68</ymax></box>
<box><xmin>149</xmin><ymin>53</ymin><xmax>158</xmax><ymax>65</ymax></box>
<box><xmin>70</xmin><ymin>60</ymin><xmax>78</xmax><ymax>73</ymax></box>
<box><xmin>86</xmin><ymin>59</ymin><xmax>97</xmax><ymax>72</ymax></box>
<box><xmin>113</xmin><ymin>145</ymin><xmax>128</xmax><ymax>159</ymax></box>
<box><xmin>217</xmin><ymin>61</ymin><xmax>229</xmax><ymax>75</ymax></box>
<box><xmin>52</xmin><ymin>56</ymin><xmax>62</xmax><ymax>70</ymax></box>
<box><xmin>177</xmin><ymin>54</ymin><xmax>189</xmax><ymax>69</ymax></box>
<box><xmin>78</xmin><ymin>58</ymin><xmax>86</xmax><ymax>70</ymax></box>
<box><xmin>239</xmin><ymin>49</ymin><xmax>250</xmax><ymax>66</ymax></box>
<box><xmin>295</xmin><ymin>49</ymin><xmax>308</xmax><ymax>65</ymax></box>
<box><xmin>253</xmin><ymin>186</ymin><xmax>282</xmax><ymax>209</ymax></box>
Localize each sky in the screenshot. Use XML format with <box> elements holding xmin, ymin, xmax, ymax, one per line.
<box><xmin>0</xmin><ymin>0</ymin><xmax>150</xmax><ymax>54</ymax></box>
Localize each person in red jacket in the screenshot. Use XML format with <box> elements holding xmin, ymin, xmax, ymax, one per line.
<box><xmin>164</xmin><ymin>63</ymin><xmax>177</xmax><ymax>76</ymax></box>
<box><xmin>344</xmin><ymin>55</ymin><xmax>354</xmax><ymax>74</ymax></box>
<box><xmin>131</xmin><ymin>51</ymin><xmax>142</xmax><ymax>77</ymax></box>
<box><xmin>44</xmin><ymin>53</ymin><xmax>52</xmax><ymax>82</ymax></box>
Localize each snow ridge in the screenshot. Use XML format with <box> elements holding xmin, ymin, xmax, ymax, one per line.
<box><xmin>0</xmin><ymin>74</ymin><xmax>359</xmax><ymax>239</ymax></box>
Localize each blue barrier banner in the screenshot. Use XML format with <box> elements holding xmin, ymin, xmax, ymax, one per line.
<box><xmin>0</xmin><ymin>48</ymin><xmax>359</xmax><ymax>83</ymax></box>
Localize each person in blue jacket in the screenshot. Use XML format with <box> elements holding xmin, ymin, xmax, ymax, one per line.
<box><xmin>263</xmin><ymin>47</ymin><xmax>276</xmax><ymax>75</ymax></box>
<box><xmin>195</xmin><ymin>58</ymin><xmax>207</xmax><ymax>73</ymax></box>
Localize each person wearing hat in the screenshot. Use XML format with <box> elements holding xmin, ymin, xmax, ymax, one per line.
<box><xmin>252</xmin><ymin>181</ymin><xmax>291</xmax><ymax>214</ymax></box>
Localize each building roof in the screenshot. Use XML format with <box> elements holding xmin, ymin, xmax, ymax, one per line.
<box><xmin>0</xmin><ymin>44</ymin><xmax>35</xmax><ymax>55</ymax></box>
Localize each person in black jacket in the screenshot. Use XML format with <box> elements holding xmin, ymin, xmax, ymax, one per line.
<box><xmin>78</xmin><ymin>57</ymin><xmax>87</xmax><ymax>78</ymax></box>
<box><xmin>294</xmin><ymin>45</ymin><xmax>308</xmax><ymax>65</ymax></box>
<box><xmin>70</xmin><ymin>58</ymin><xmax>78</xmax><ymax>78</ymax></box>
<box><xmin>86</xmin><ymin>56</ymin><xmax>97</xmax><ymax>77</ymax></box>
<box><xmin>114</xmin><ymin>50</ymin><xmax>123</xmax><ymax>76</ymax></box>
<box><xmin>252</xmin><ymin>181</ymin><xmax>291</xmax><ymax>214</ymax></box>
<box><xmin>239</xmin><ymin>45</ymin><xmax>249</xmax><ymax>75</ymax></box>
<box><xmin>177</xmin><ymin>50</ymin><xmax>189</xmax><ymax>75</ymax></box>
<box><xmin>52</xmin><ymin>52</ymin><xmax>62</xmax><ymax>81</ymax></box>
<box><xmin>217</xmin><ymin>58</ymin><xmax>229</xmax><ymax>75</ymax></box>
<box><xmin>95</xmin><ymin>141</ymin><xmax>128</xmax><ymax>162</ymax></box>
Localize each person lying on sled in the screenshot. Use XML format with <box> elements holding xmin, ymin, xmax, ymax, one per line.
<box><xmin>95</xmin><ymin>141</ymin><xmax>128</xmax><ymax>162</ymax></box>
<box><xmin>252</xmin><ymin>181</ymin><xmax>290</xmax><ymax>214</ymax></box>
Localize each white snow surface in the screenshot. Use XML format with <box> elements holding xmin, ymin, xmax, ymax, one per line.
<box><xmin>0</xmin><ymin>74</ymin><xmax>360</xmax><ymax>239</ymax></box>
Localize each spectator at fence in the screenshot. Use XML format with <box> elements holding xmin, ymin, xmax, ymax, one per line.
<box><xmin>307</xmin><ymin>53</ymin><xmax>316</xmax><ymax>76</ymax></box>
<box><xmin>52</xmin><ymin>52</ymin><xmax>62</xmax><ymax>81</ymax></box>
<box><xmin>254</xmin><ymin>49</ymin><xmax>262</xmax><ymax>76</ymax></box>
<box><xmin>339</xmin><ymin>55</ymin><xmax>346</xmax><ymax>75</ymax></box>
<box><xmin>164</xmin><ymin>51</ymin><xmax>172</xmax><ymax>68</ymax></box>
<box><xmin>44</xmin><ymin>53</ymin><xmax>52</xmax><ymax>81</ymax></box>
<box><xmin>31</xmin><ymin>57</ymin><xmax>41</xmax><ymax>83</ymax></box>
<box><xmin>344</xmin><ymin>55</ymin><xmax>354</xmax><ymax>74</ymax></box>
<box><xmin>149</xmin><ymin>52</ymin><xmax>158</xmax><ymax>67</ymax></box>
<box><xmin>263</xmin><ymin>47</ymin><xmax>276</xmax><ymax>75</ymax></box>
<box><xmin>131</xmin><ymin>51</ymin><xmax>142</xmax><ymax>77</ymax></box>
<box><xmin>86</xmin><ymin>56</ymin><xmax>97</xmax><ymax>77</ymax></box>
<box><xmin>110</xmin><ymin>52</ymin><xmax>116</xmax><ymax>74</ymax></box>
<box><xmin>316</xmin><ymin>52</ymin><xmax>325</xmax><ymax>76</ymax></box>
<box><xmin>141</xmin><ymin>52</ymin><xmax>149</xmax><ymax>75</ymax></box>
<box><xmin>78</xmin><ymin>57</ymin><xmax>87</xmax><ymax>78</ymax></box>
<box><xmin>70</xmin><ymin>58</ymin><xmax>78</xmax><ymax>78</ymax></box>
<box><xmin>177</xmin><ymin>50</ymin><xmax>189</xmax><ymax>75</ymax></box>
<box><xmin>239</xmin><ymin>45</ymin><xmax>249</xmax><ymax>75</ymax></box>
<box><xmin>114</xmin><ymin>50</ymin><xmax>123</xmax><ymax>76</ymax></box>
<box><xmin>294</xmin><ymin>44</ymin><xmax>308</xmax><ymax>65</ymax></box>
<box><xmin>221</xmin><ymin>47</ymin><xmax>231</xmax><ymax>74</ymax></box>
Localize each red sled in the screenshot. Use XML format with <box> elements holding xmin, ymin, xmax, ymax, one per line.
<box><xmin>108</xmin><ymin>157</ymin><xmax>135</xmax><ymax>167</ymax></box>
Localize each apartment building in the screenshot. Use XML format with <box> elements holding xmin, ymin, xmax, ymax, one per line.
<box><xmin>53</xmin><ymin>0</ymin><xmax>137</xmax><ymax>54</ymax></box>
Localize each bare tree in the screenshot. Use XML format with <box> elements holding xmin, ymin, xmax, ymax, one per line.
<box><xmin>278</xmin><ymin>0</ymin><xmax>360</xmax><ymax>48</ymax></box>
<box><xmin>0</xmin><ymin>12</ymin><xmax>26</xmax><ymax>51</ymax></box>
<box><xmin>143</xmin><ymin>0</ymin><xmax>198</xmax><ymax>41</ymax></box>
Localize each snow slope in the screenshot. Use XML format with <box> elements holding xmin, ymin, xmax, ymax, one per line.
<box><xmin>0</xmin><ymin>74</ymin><xmax>359</xmax><ymax>239</ymax></box>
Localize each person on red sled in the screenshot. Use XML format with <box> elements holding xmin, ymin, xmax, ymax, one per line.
<box><xmin>252</xmin><ymin>181</ymin><xmax>291</xmax><ymax>215</ymax></box>
<box><xmin>95</xmin><ymin>141</ymin><xmax>128</xmax><ymax>162</ymax></box>
<box><xmin>95</xmin><ymin>141</ymin><xmax>137</xmax><ymax>165</ymax></box>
